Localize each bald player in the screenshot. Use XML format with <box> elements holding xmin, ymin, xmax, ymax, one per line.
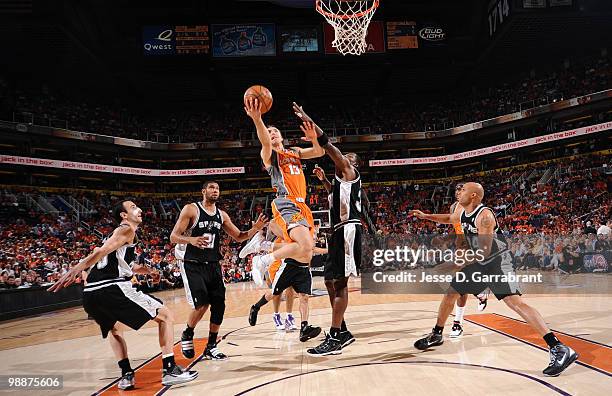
<box><xmin>410</xmin><ymin>182</ymin><xmax>578</xmax><ymax>377</ymax></box>
<box><xmin>449</xmin><ymin>183</ymin><xmax>488</xmax><ymax>338</ymax></box>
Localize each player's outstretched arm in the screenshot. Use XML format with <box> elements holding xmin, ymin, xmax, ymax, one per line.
<box><xmin>221</xmin><ymin>211</ymin><xmax>268</xmax><ymax>243</ymax></box>
<box><xmin>409</xmin><ymin>210</ymin><xmax>458</xmax><ymax>225</ymax></box>
<box><xmin>245</xmin><ymin>97</ymin><xmax>273</xmax><ymax>167</ymax></box>
<box><xmin>295</xmin><ymin>121</ymin><xmax>325</xmax><ymax>159</ymax></box>
<box><xmin>48</xmin><ymin>226</ymin><xmax>133</xmax><ymax>292</ymax></box>
<box><xmin>293</xmin><ymin>102</ymin><xmax>325</xmax><ymax>136</ymax></box>
<box><xmin>292</xmin><ymin>101</ymin><xmax>355</xmax><ymax>179</ymax></box>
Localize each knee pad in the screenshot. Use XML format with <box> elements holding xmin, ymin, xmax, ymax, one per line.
<box><xmin>210</xmin><ymin>300</ymin><xmax>226</xmax><ymax>325</ymax></box>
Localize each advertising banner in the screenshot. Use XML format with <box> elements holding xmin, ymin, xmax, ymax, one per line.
<box><xmin>0</xmin><ymin>155</ymin><xmax>245</xmax><ymax>177</ymax></box>
<box><xmin>369</xmin><ymin>121</ymin><xmax>612</xmax><ymax>167</ymax></box>
<box><xmin>212</xmin><ymin>23</ymin><xmax>276</xmax><ymax>57</ymax></box>
<box><xmin>143</xmin><ymin>25</ymin><xmax>175</xmax><ymax>55</ymax></box>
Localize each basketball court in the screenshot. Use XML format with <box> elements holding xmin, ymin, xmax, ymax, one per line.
<box><xmin>1</xmin><ymin>277</ymin><xmax>610</xmax><ymax>395</ymax></box>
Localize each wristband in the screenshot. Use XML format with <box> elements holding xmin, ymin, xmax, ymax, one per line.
<box><xmin>317</xmin><ymin>132</ymin><xmax>330</xmax><ymax>147</ymax></box>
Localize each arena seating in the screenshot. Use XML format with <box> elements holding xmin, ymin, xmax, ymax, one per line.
<box><xmin>1</xmin><ymin>151</ymin><xmax>609</xmax><ymax>290</ymax></box>
<box><xmin>3</xmin><ymin>54</ymin><xmax>609</xmax><ymax>143</ymax></box>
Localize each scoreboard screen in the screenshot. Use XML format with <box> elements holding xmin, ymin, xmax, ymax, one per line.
<box><xmin>386</xmin><ymin>21</ymin><xmax>418</xmax><ymax>49</ymax></box>
<box><xmin>280</xmin><ymin>26</ymin><xmax>319</xmax><ymax>53</ymax></box>
<box><xmin>175</xmin><ymin>26</ymin><xmax>209</xmax><ymax>54</ymax></box>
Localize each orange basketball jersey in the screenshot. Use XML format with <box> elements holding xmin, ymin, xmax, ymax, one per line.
<box><xmin>267</xmin><ymin>148</ymin><xmax>306</xmax><ymax>200</ymax></box>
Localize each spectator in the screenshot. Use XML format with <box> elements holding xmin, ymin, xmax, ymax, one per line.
<box><xmin>584</xmin><ymin>221</ymin><xmax>597</xmax><ymax>235</ymax></box>
<box><xmin>597</xmin><ymin>220</ymin><xmax>611</xmax><ymax>236</ymax></box>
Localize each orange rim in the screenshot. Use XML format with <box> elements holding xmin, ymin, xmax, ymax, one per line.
<box><xmin>316</xmin><ymin>0</ymin><xmax>379</xmax><ymax>21</ymax></box>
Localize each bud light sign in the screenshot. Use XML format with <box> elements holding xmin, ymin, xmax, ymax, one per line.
<box><xmin>212</xmin><ymin>24</ymin><xmax>276</xmax><ymax>57</ymax></box>
<box><xmin>419</xmin><ymin>27</ymin><xmax>445</xmax><ymax>41</ymax></box>
<box><xmin>417</xmin><ymin>23</ymin><xmax>447</xmax><ymax>47</ymax></box>
<box><xmin>143</xmin><ymin>26</ymin><xmax>175</xmax><ymax>55</ymax></box>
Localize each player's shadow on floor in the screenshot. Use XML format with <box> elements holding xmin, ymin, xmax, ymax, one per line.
<box><xmin>334</xmin><ymin>351</ymin><xmax>420</xmax><ymax>363</ymax></box>
<box><xmin>228</xmin><ymin>357</ymin><xmax>304</xmax><ymax>373</ymax></box>
<box><xmin>352</xmin><ymin>329</ymin><xmax>416</xmax><ymax>339</ymax></box>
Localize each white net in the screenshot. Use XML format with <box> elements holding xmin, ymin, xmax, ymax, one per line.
<box><xmin>316</xmin><ymin>0</ymin><xmax>379</xmax><ymax>56</ymax></box>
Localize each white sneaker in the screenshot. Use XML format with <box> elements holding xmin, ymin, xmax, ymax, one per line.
<box><xmin>161</xmin><ymin>365</ymin><xmax>198</xmax><ymax>386</ymax></box>
<box><xmin>239</xmin><ymin>231</ymin><xmax>265</xmax><ymax>258</ymax></box>
<box><xmin>449</xmin><ymin>321</ymin><xmax>463</xmax><ymax>338</ymax></box>
<box><xmin>273</xmin><ymin>313</ymin><xmax>285</xmax><ymax>330</ymax></box>
<box><xmin>117</xmin><ymin>372</ymin><xmax>135</xmax><ymax>390</ymax></box>
<box><xmin>285</xmin><ymin>314</ymin><xmax>298</xmax><ymax>331</ymax></box>
<box><xmin>251</xmin><ymin>255</ymin><xmax>267</xmax><ymax>287</ymax></box>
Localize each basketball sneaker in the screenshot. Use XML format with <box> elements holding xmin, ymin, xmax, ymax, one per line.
<box><xmin>449</xmin><ymin>321</ymin><xmax>463</xmax><ymax>338</ymax></box>
<box><xmin>340</xmin><ymin>330</ymin><xmax>356</xmax><ymax>348</ymax></box>
<box><xmin>299</xmin><ymin>324</ymin><xmax>322</xmax><ymax>342</ymax></box>
<box><xmin>117</xmin><ymin>372</ymin><xmax>135</xmax><ymax>390</ymax></box>
<box><xmin>161</xmin><ymin>365</ymin><xmax>198</xmax><ymax>386</ymax></box>
<box><xmin>239</xmin><ymin>231</ymin><xmax>265</xmax><ymax>259</ymax></box>
<box><xmin>477</xmin><ymin>290</ymin><xmax>489</xmax><ymax>311</ymax></box>
<box><xmin>203</xmin><ymin>344</ymin><xmax>228</xmax><ymax>361</ymax></box>
<box><xmin>285</xmin><ymin>313</ymin><xmax>298</xmax><ymax>331</ymax></box>
<box><xmin>307</xmin><ymin>334</ymin><xmax>342</xmax><ymax>356</ymax></box>
<box><xmin>273</xmin><ymin>313</ymin><xmax>285</xmax><ymax>330</ymax></box>
<box><xmin>414</xmin><ymin>331</ymin><xmax>444</xmax><ymax>350</ymax></box>
<box><xmin>543</xmin><ymin>344</ymin><xmax>579</xmax><ymax>376</ymax></box>
<box><xmin>248</xmin><ymin>305</ymin><xmax>259</xmax><ymax>326</ymax></box>
<box><xmin>251</xmin><ymin>255</ymin><xmax>267</xmax><ymax>287</ymax></box>
<box><xmin>181</xmin><ymin>330</ymin><xmax>195</xmax><ymax>359</ymax></box>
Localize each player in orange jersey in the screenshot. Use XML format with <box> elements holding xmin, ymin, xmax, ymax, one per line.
<box><xmin>244</xmin><ymin>97</ymin><xmax>325</xmax><ymax>341</ymax></box>
<box><xmin>244</xmin><ymin>97</ymin><xmax>324</xmax><ymax>282</ymax></box>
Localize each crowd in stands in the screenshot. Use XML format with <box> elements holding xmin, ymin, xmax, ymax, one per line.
<box><xmin>1</xmin><ymin>54</ymin><xmax>609</xmax><ymax>143</ymax></box>
<box><xmin>0</xmin><ymin>151</ymin><xmax>609</xmax><ymax>291</ymax></box>
<box><xmin>0</xmin><ymin>192</ymin><xmax>254</xmax><ymax>291</ymax></box>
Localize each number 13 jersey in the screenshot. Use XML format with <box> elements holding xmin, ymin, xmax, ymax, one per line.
<box><xmin>267</xmin><ymin>148</ymin><xmax>306</xmax><ymax>200</ymax></box>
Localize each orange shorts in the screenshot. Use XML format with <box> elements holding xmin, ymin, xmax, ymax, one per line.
<box><xmin>266</xmin><ymin>239</ymin><xmax>284</xmax><ymax>286</ymax></box>
<box><xmin>271</xmin><ymin>197</ymin><xmax>314</xmax><ymax>242</ymax></box>
<box><xmin>267</xmin><ymin>259</ymin><xmax>282</xmax><ymax>285</ymax></box>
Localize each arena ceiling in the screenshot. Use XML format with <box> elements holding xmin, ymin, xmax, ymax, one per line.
<box><xmin>1</xmin><ymin>0</ymin><xmax>610</xmax><ymax>108</ymax></box>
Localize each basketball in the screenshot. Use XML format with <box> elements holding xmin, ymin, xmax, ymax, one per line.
<box><xmin>244</xmin><ymin>85</ymin><xmax>273</xmax><ymax>114</ymax></box>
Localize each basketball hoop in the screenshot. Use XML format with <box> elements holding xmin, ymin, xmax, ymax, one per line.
<box><xmin>316</xmin><ymin>0</ymin><xmax>379</xmax><ymax>56</ymax></box>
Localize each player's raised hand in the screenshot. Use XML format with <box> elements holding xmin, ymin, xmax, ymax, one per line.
<box><xmin>253</xmin><ymin>213</ymin><xmax>269</xmax><ymax>230</ymax></box>
<box><xmin>47</xmin><ymin>267</ymin><xmax>80</xmax><ymax>292</ymax></box>
<box><xmin>292</xmin><ymin>102</ymin><xmax>313</xmax><ymax>123</ymax></box>
<box><xmin>244</xmin><ymin>97</ymin><xmax>262</xmax><ymax>120</ymax></box>
<box><xmin>409</xmin><ymin>210</ymin><xmax>427</xmax><ymax>219</ymax></box>
<box><xmin>300</xmin><ymin>121</ymin><xmax>318</xmax><ymax>142</ymax></box>
<box><xmin>313</xmin><ymin>165</ymin><xmax>326</xmax><ymax>181</ymax></box>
